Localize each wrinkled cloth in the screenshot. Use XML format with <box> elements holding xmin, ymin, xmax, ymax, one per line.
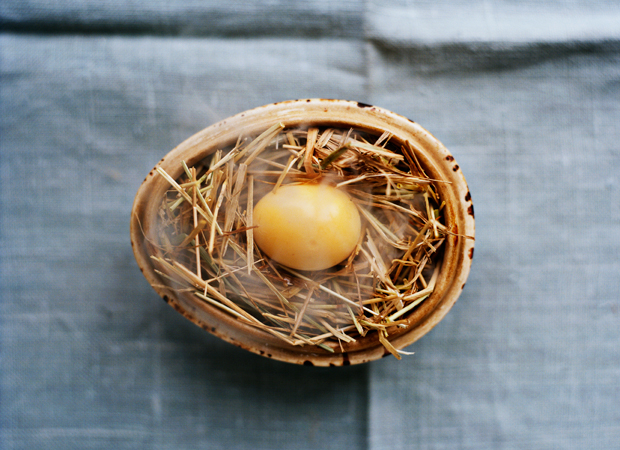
<box><xmin>1</xmin><ymin>1</ymin><xmax>619</xmax><ymax>449</ymax></box>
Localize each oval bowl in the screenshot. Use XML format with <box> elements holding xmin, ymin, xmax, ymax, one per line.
<box><xmin>130</xmin><ymin>99</ymin><xmax>475</xmax><ymax>366</ymax></box>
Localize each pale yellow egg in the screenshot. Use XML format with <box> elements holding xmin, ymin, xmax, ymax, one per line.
<box><xmin>253</xmin><ymin>184</ymin><xmax>362</xmax><ymax>271</ymax></box>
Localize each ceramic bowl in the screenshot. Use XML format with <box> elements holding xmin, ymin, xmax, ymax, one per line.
<box><xmin>130</xmin><ymin>99</ymin><xmax>475</xmax><ymax>366</ymax></box>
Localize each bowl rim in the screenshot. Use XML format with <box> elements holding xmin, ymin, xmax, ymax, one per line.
<box><xmin>130</xmin><ymin>98</ymin><xmax>475</xmax><ymax>366</ymax></box>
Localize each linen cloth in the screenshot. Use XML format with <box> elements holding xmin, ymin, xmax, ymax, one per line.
<box><xmin>1</xmin><ymin>1</ymin><xmax>619</xmax><ymax>449</ymax></box>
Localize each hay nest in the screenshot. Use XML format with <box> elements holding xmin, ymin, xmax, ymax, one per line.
<box><xmin>148</xmin><ymin>123</ymin><xmax>450</xmax><ymax>358</ymax></box>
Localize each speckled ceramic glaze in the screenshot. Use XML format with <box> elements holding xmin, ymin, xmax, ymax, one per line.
<box><xmin>130</xmin><ymin>99</ymin><xmax>475</xmax><ymax>366</ymax></box>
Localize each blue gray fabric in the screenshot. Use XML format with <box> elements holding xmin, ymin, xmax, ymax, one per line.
<box><xmin>1</xmin><ymin>1</ymin><xmax>619</xmax><ymax>449</ymax></box>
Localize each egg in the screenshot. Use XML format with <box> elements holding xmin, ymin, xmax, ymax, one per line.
<box><xmin>253</xmin><ymin>184</ymin><xmax>362</xmax><ymax>271</ymax></box>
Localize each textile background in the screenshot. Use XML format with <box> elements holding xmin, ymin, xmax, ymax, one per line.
<box><xmin>1</xmin><ymin>1</ymin><xmax>619</xmax><ymax>449</ymax></box>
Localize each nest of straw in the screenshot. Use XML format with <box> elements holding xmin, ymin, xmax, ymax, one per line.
<box><xmin>149</xmin><ymin>123</ymin><xmax>448</xmax><ymax>358</ymax></box>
